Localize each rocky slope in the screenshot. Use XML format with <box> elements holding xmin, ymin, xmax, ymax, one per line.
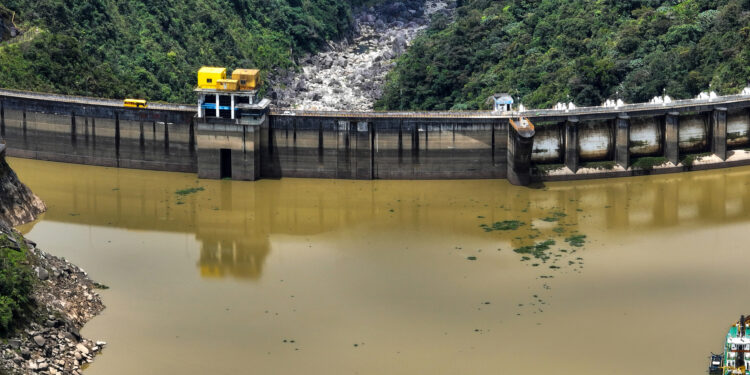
<box><xmin>0</xmin><ymin>144</ymin><xmax>45</xmax><ymax>227</ymax></box>
<box><xmin>271</xmin><ymin>0</ymin><xmax>454</xmax><ymax>111</ymax></box>
<box><xmin>0</xmin><ymin>147</ymin><xmax>106</xmax><ymax>375</ymax></box>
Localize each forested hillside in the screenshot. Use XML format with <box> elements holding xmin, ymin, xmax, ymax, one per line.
<box><xmin>376</xmin><ymin>0</ymin><xmax>750</xmax><ymax>110</ymax></box>
<box><xmin>0</xmin><ymin>0</ymin><xmax>377</xmax><ymax>103</ymax></box>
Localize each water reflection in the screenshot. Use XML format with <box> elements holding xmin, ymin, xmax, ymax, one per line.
<box><xmin>11</xmin><ymin>157</ymin><xmax>750</xmax><ymax>281</ymax></box>
<box><xmin>198</xmin><ymin>238</ymin><xmax>269</xmax><ymax>280</ymax></box>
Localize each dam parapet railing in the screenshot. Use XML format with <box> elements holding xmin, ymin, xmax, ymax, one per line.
<box><xmin>2</xmin><ymin>87</ymin><xmax>750</xmax><ymax>185</ymax></box>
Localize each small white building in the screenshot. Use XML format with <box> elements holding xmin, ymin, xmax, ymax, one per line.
<box><xmin>488</xmin><ymin>93</ymin><xmax>514</xmax><ymax>112</ymax></box>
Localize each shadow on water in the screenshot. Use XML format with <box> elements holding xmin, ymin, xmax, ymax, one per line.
<box><xmin>12</xmin><ymin>157</ymin><xmax>750</xmax><ymax>281</ymax></box>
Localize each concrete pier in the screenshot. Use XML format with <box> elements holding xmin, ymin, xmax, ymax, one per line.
<box><xmin>712</xmin><ymin>107</ymin><xmax>728</xmax><ymax>160</ymax></box>
<box><xmin>507</xmin><ymin>118</ymin><xmax>535</xmax><ymax>186</ymax></box>
<box><xmin>615</xmin><ymin>115</ymin><xmax>630</xmax><ymax>168</ymax></box>
<box><xmin>665</xmin><ymin>112</ymin><xmax>680</xmax><ymax>164</ymax></box>
<box><xmin>196</xmin><ymin>119</ymin><xmax>261</xmax><ymax>181</ymax></box>
<box><xmin>565</xmin><ymin>118</ymin><xmax>579</xmax><ymax>172</ymax></box>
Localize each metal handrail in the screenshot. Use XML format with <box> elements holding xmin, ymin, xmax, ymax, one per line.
<box><xmin>0</xmin><ymin>88</ymin><xmax>195</xmax><ymax>112</ymax></box>
<box><xmin>2</xmin><ymin>87</ymin><xmax>750</xmax><ymax>119</ymax></box>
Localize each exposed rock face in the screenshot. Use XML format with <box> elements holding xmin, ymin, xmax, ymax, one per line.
<box><xmin>0</xmin><ymin>233</ymin><xmax>106</xmax><ymax>375</ymax></box>
<box><xmin>271</xmin><ymin>0</ymin><xmax>454</xmax><ymax>111</ymax></box>
<box><xmin>0</xmin><ymin>144</ymin><xmax>106</xmax><ymax>375</ymax></box>
<box><xmin>0</xmin><ymin>145</ymin><xmax>46</xmax><ymax>227</ymax></box>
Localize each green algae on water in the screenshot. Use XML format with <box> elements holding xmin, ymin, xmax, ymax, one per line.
<box><xmin>565</xmin><ymin>234</ymin><xmax>587</xmax><ymax>247</ymax></box>
<box><xmin>480</xmin><ymin>220</ymin><xmax>525</xmax><ymax>232</ymax></box>
<box><xmin>513</xmin><ymin>239</ymin><xmax>556</xmax><ymax>261</ymax></box>
<box><xmin>175</xmin><ymin>187</ymin><xmax>205</xmax><ymax>196</ymax></box>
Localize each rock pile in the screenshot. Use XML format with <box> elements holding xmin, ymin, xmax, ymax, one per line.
<box><xmin>271</xmin><ymin>0</ymin><xmax>454</xmax><ymax>111</ymax></box>
<box><xmin>0</xmin><ymin>148</ymin><xmax>46</xmax><ymax>227</ymax></box>
<box><xmin>0</xmin><ymin>232</ymin><xmax>105</xmax><ymax>375</ymax></box>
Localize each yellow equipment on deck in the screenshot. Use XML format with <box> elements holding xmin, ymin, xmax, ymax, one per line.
<box><xmin>197</xmin><ymin>66</ymin><xmax>261</xmax><ymax>91</ymax></box>
<box><xmin>217</xmin><ymin>79</ymin><xmax>239</xmax><ymax>91</ymax></box>
<box><xmin>197</xmin><ymin>67</ymin><xmax>227</xmax><ymax>90</ymax></box>
<box><xmin>231</xmin><ymin>69</ymin><xmax>261</xmax><ymax>91</ymax></box>
<box><xmin>123</xmin><ymin>99</ymin><xmax>147</xmax><ymax>108</ymax></box>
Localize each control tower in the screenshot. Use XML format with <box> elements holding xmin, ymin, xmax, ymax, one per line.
<box><xmin>194</xmin><ymin>66</ymin><xmax>270</xmax><ymax>181</ymax></box>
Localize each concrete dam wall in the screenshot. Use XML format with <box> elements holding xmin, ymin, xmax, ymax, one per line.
<box><xmin>529</xmin><ymin>106</ymin><xmax>750</xmax><ymax>181</ymax></box>
<box><xmin>263</xmin><ymin>115</ymin><xmax>508</xmax><ymax>180</ymax></box>
<box><xmin>2</xmin><ymin>89</ymin><xmax>750</xmax><ymax>185</ymax></box>
<box><xmin>0</xmin><ymin>91</ymin><xmax>517</xmax><ymax>181</ymax></box>
<box><xmin>0</xmin><ymin>93</ymin><xmax>197</xmax><ymax>172</ymax></box>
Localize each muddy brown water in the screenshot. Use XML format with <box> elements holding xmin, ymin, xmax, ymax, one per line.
<box><xmin>10</xmin><ymin>157</ymin><xmax>750</xmax><ymax>374</ymax></box>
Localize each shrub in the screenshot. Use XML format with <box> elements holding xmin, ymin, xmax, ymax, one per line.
<box><xmin>0</xmin><ymin>233</ymin><xmax>34</xmax><ymax>336</ymax></box>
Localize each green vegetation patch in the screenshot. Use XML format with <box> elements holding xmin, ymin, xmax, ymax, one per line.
<box><xmin>581</xmin><ymin>161</ymin><xmax>616</xmax><ymax>170</ymax></box>
<box><xmin>0</xmin><ymin>0</ymin><xmax>369</xmax><ymax>102</ymax></box>
<box><xmin>727</xmin><ymin>132</ymin><xmax>746</xmax><ymax>141</ymax></box>
<box><xmin>376</xmin><ymin>1</ymin><xmax>750</xmax><ymax>111</ymax></box>
<box><xmin>565</xmin><ymin>234</ymin><xmax>587</xmax><ymax>248</ymax></box>
<box><xmin>632</xmin><ymin>157</ymin><xmax>668</xmax><ymax>171</ymax></box>
<box><xmin>0</xmin><ymin>232</ymin><xmax>34</xmax><ymax>336</ymax></box>
<box><xmin>629</xmin><ymin>140</ymin><xmax>650</xmax><ymax>148</ymax></box>
<box><xmin>540</xmin><ymin>211</ymin><xmax>567</xmax><ymax>222</ymax></box>
<box><xmin>534</xmin><ymin>164</ymin><xmax>565</xmax><ymax>175</ymax></box>
<box><xmin>175</xmin><ymin>187</ymin><xmax>205</xmax><ymax>196</ymax></box>
<box><xmin>480</xmin><ymin>220</ymin><xmax>525</xmax><ymax>232</ymax></box>
<box><xmin>681</xmin><ymin>152</ymin><xmax>712</xmax><ymax>167</ymax></box>
<box><xmin>514</xmin><ymin>239</ymin><xmax>556</xmax><ymax>262</ymax></box>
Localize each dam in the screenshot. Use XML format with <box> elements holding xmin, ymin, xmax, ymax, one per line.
<box><xmin>1</xmin><ymin>88</ymin><xmax>750</xmax><ymax>185</ymax></box>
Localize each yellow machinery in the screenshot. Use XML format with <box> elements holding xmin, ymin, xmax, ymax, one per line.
<box><xmin>231</xmin><ymin>69</ymin><xmax>260</xmax><ymax>91</ymax></box>
<box><xmin>197</xmin><ymin>66</ymin><xmax>227</xmax><ymax>89</ymax></box>
<box><xmin>123</xmin><ymin>99</ymin><xmax>147</xmax><ymax>108</ymax></box>
<box><xmin>217</xmin><ymin>79</ymin><xmax>239</xmax><ymax>91</ymax></box>
<box><xmin>197</xmin><ymin>66</ymin><xmax>260</xmax><ymax>91</ymax></box>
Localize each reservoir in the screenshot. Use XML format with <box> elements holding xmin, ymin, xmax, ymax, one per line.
<box><xmin>10</xmin><ymin>157</ymin><xmax>750</xmax><ymax>374</ymax></box>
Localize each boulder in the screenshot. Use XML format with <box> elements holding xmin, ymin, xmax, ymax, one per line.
<box><xmin>75</xmin><ymin>343</ymin><xmax>89</xmax><ymax>355</ymax></box>
<box><xmin>8</xmin><ymin>339</ymin><xmax>21</xmax><ymax>349</ymax></box>
<box><xmin>322</xmin><ymin>56</ymin><xmax>333</xmax><ymax>69</ymax></box>
<box><xmin>393</xmin><ymin>35</ymin><xmax>408</xmax><ymax>55</ymax></box>
<box><xmin>61</xmin><ymin>331</ymin><xmax>76</xmax><ymax>342</ymax></box>
<box><xmin>33</xmin><ymin>335</ymin><xmax>46</xmax><ymax>347</ymax></box>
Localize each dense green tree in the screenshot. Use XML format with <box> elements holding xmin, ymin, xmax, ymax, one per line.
<box><xmin>377</xmin><ymin>0</ymin><xmax>750</xmax><ymax>110</ymax></box>
<box><xmin>0</xmin><ymin>0</ymin><xmax>383</xmax><ymax>102</ymax></box>
<box><xmin>0</xmin><ymin>232</ymin><xmax>34</xmax><ymax>336</ymax></box>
